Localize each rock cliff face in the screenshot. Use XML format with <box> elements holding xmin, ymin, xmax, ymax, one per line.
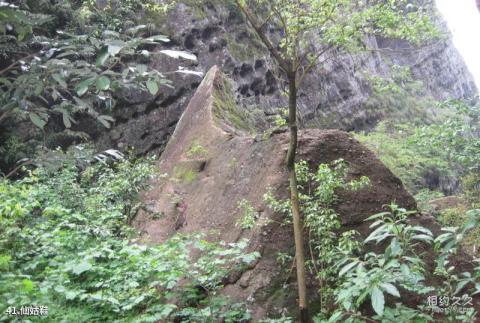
<box><xmin>97</xmin><ymin>1</ymin><xmax>477</xmax><ymax>153</ymax></box>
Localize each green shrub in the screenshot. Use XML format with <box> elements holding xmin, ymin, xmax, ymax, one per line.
<box><xmin>265</xmin><ymin>159</ymin><xmax>369</xmax><ymax>314</ymax></box>
<box><xmin>324</xmin><ymin>206</ymin><xmax>480</xmax><ymax>322</ymax></box>
<box><xmin>356</xmin><ymin>122</ymin><xmax>449</xmax><ymax>194</ymax></box>
<box><xmin>236</xmin><ymin>199</ymin><xmax>258</xmax><ymax>230</ymax></box>
<box><xmin>438</xmin><ymin>206</ymin><xmax>480</xmax><ymax>256</ymax></box>
<box><xmin>0</xmin><ymin>155</ymin><xmax>258</xmax><ymax>322</ymax></box>
<box><xmin>414</xmin><ymin>189</ymin><xmax>444</xmax><ymax>212</ymax></box>
<box><xmin>186</xmin><ymin>141</ymin><xmax>208</xmax><ymax>159</ymax></box>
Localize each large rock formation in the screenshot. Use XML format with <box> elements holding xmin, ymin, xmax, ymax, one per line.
<box><xmin>134</xmin><ymin>66</ymin><xmax>480</xmax><ymax>319</ymax></box>
<box><xmin>97</xmin><ymin>1</ymin><xmax>478</xmax><ymax>154</ymax></box>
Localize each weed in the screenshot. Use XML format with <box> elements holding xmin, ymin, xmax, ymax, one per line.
<box><xmin>236</xmin><ymin>199</ymin><xmax>258</xmax><ymax>230</ymax></box>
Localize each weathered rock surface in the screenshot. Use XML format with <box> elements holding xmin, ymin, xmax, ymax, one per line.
<box><xmin>134</xmin><ymin>66</ymin><xmax>480</xmax><ymax>319</ymax></box>
<box><xmin>93</xmin><ymin>1</ymin><xmax>478</xmax><ymax>156</ymax></box>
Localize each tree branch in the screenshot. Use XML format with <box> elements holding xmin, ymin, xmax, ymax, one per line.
<box><xmin>0</xmin><ymin>52</ymin><xmax>38</xmax><ymax>75</ymax></box>
<box><xmin>5</xmin><ymin>160</ymin><xmax>33</xmax><ymax>179</ymax></box>
<box><xmin>297</xmin><ymin>45</ymin><xmax>335</xmax><ymax>86</ymax></box>
<box><xmin>234</xmin><ymin>0</ymin><xmax>291</xmax><ymax>73</ymax></box>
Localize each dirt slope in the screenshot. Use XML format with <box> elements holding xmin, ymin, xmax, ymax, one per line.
<box><xmin>134</xmin><ymin>66</ymin><xmax>478</xmax><ymax>319</ymax></box>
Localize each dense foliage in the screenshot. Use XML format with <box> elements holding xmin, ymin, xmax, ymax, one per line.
<box><xmin>266</xmin><ymin>160</ymin><xmax>480</xmax><ymax>322</ymax></box>
<box><xmin>329</xmin><ymin>205</ymin><xmax>480</xmax><ymax>322</ymax></box>
<box><xmin>0</xmin><ymin>0</ymin><xmax>194</xmax><ymax>174</ymax></box>
<box><xmin>0</xmin><ymin>151</ymin><xmax>258</xmax><ymax>322</ymax></box>
<box><xmin>357</xmin><ymin>100</ymin><xmax>480</xmax><ymax>200</ymax></box>
<box><xmin>2</xmin><ymin>1</ymin><xmax>480</xmax><ymax>322</ymax></box>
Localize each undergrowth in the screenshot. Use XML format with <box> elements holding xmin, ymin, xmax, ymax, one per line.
<box><xmin>0</xmin><ymin>152</ymin><xmax>258</xmax><ymax>322</ymax></box>
<box><xmin>356</xmin><ymin>100</ymin><xmax>480</xmax><ymax>199</ymax></box>
<box><xmin>265</xmin><ymin>160</ymin><xmax>480</xmax><ymax>322</ymax></box>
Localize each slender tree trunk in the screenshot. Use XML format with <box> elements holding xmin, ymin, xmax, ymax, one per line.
<box><xmin>285</xmin><ymin>71</ymin><xmax>309</xmax><ymax>322</ymax></box>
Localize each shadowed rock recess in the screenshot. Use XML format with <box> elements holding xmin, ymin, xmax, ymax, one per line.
<box><xmin>134</xmin><ymin>66</ymin><xmax>479</xmax><ymax>319</ymax></box>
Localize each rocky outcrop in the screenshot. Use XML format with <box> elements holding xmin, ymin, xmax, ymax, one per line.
<box><xmin>95</xmin><ymin>1</ymin><xmax>477</xmax><ymax>155</ymax></box>
<box><xmin>134</xmin><ymin>66</ymin><xmax>480</xmax><ymax>319</ymax></box>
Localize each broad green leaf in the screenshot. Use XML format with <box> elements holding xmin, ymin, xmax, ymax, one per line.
<box><xmin>34</xmin><ymin>84</ymin><xmax>43</xmax><ymax>95</ymax></box>
<box><xmin>76</xmin><ymin>78</ymin><xmax>95</xmax><ymax>97</ymax></box>
<box><xmin>146</xmin><ymin>79</ymin><xmax>159</xmax><ymax>95</ymax></box>
<box><xmin>339</xmin><ymin>260</ymin><xmax>358</xmax><ymax>276</ymax></box>
<box><xmin>365</xmin><ymin>212</ymin><xmax>390</xmax><ymax>221</ymax></box>
<box><xmin>389</xmin><ymin>238</ymin><xmax>402</xmax><ymax>256</ymax></box>
<box><xmin>56</xmin><ymin>50</ymin><xmax>77</xmax><ymax>58</ymax></box>
<box><xmin>365</xmin><ymin>224</ymin><xmax>389</xmax><ymax>243</ymax></box>
<box><xmin>29</xmin><ymin>113</ymin><xmax>47</xmax><ymax>129</ymax></box>
<box><xmin>400</xmin><ymin>264</ymin><xmax>411</xmax><ymax>276</ymax></box>
<box><xmin>62</xmin><ymin>111</ymin><xmax>75</xmax><ymax>129</ymax></box>
<box><xmin>411</xmin><ymin>234</ymin><xmax>433</xmax><ymax>243</ymax></box>
<box><xmin>380</xmin><ymin>283</ymin><xmax>400</xmax><ymax>297</ymax></box>
<box><xmin>411</xmin><ymin>226</ymin><xmax>433</xmax><ymax>235</ymax></box>
<box><xmin>107</xmin><ymin>40</ymin><xmax>125</xmax><ymax>56</ymax></box>
<box><xmin>147</xmin><ymin>35</ymin><xmax>170</xmax><ymax>43</ymax></box>
<box><xmin>96</xmin><ymin>47</ymin><xmax>110</xmax><ymax>67</ymax></box>
<box><xmin>52</xmin><ymin>74</ymin><xmax>67</xmax><ymax>88</ymax></box>
<box><xmin>71</xmin><ymin>260</ymin><xmax>92</xmax><ymax>275</ymax></box>
<box><xmin>73</xmin><ymin>96</ymin><xmax>88</xmax><ymax>109</ymax></box>
<box><xmin>96</xmin><ymin>76</ymin><xmax>111</xmax><ymax>91</ymax></box>
<box><xmin>371</xmin><ymin>286</ymin><xmax>385</xmax><ymax>316</ymax></box>
<box><xmin>454</xmin><ymin>279</ymin><xmax>470</xmax><ymax>295</ymax></box>
<box><xmin>126</xmin><ymin>25</ymin><xmax>147</xmax><ymax>35</ymax></box>
<box><xmin>327</xmin><ymin>311</ymin><xmax>343</xmax><ymax>322</ymax></box>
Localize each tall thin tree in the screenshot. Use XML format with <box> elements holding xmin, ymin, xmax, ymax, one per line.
<box><xmin>232</xmin><ymin>0</ymin><xmax>437</xmax><ymax>321</ymax></box>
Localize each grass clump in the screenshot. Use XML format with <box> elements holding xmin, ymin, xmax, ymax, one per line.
<box><xmin>173</xmin><ymin>166</ymin><xmax>198</xmax><ymax>184</ymax></box>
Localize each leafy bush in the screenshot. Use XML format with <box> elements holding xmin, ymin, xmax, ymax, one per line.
<box><xmin>265</xmin><ymin>159</ymin><xmax>370</xmax><ymax>314</ymax></box>
<box><xmin>265</xmin><ymin>159</ymin><xmax>480</xmax><ymax>321</ymax></box>
<box><xmin>356</xmin><ymin>121</ymin><xmax>449</xmax><ymax>194</ymax></box>
<box><xmin>325</xmin><ymin>206</ymin><xmax>480</xmax><ymax>322</ymax></box>
<box><xmin>236</xmin><ymin>199</ymin><xmax>258</xmax><ymax>230</ymax></box>
<box><xmin>356</xmin><ymin>100</ymin><xmax>480</xmax><ymax>196</ymax></box>
<box><xmin>0</xmin><ymin>0</ymin><xmax>196</xmax><ymax>145</ymax></box>
<box><xmin>364</xmin><ymin>65</ymin><xmax>434</xmax><ymax>124</ymax></box>
<box><xmin>0</xmin><ymin>154</ymin><xmax>258</xmax><ymax>322</ymax></box>
<box><xmin>438</xmin><ymin>206</ymin><xmax>480</xmax><ymax>257</ymax></box>
<box><xmin>0</xmin><ymin>0</ymin><xmax>201</xmax><ymax>176</ymax></box>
